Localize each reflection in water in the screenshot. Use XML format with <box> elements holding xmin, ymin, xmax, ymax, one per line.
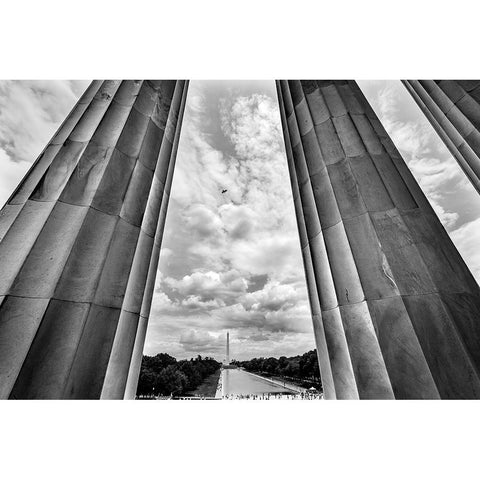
<box><xmin>222</xmin><ymin>369</ymin><xmax>296</xmax><ymax>396</ymax></box>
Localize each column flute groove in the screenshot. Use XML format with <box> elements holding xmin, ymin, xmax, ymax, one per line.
<box><xmin>277</xmin><ymin>83</ymin><xmax>338</xmax><ymax>399</ymax></box>
<box><xmin>403</xmin><ymin>80</ymin><xmax>480</xmax><ymax>194</ymax></box>
<box><xmin>0</xmin><ymin>80</ymin><xmax>188</xmax><ymax>399</ymax></box>
<box><xmin>277</xmin><ymin>79</ymin><xmax>480</xmax><ymax>399</ymax></box>
<box><xmin>283</xmin><ymin>80</ymin><xmax>395</xmax><ymax>399</ymax></box>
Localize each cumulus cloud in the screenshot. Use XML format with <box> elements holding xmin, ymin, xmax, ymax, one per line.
<box><xmin>375</xmin><ymin>83</ymin><xmax>432</xmax><ymax>157</ymax></box>
<box><xmin>241</xmin><ymin>281</ymin><xmax>301</xmax><ymax>312</ymax></box>
<box><xmin>0</xmin><ymin>80</ymin><xmax>89</xmax><ymax>206</ymax></box>
<box><xmin>181</xmin><ymin>296</ymin><xmax>225</xmax><ymax>311</ymax></box>
<box><xmin>149</xmin><ymin>81</ymin><xmax>315</xmax><ymax>359</ymax></box>
<box><xmin>219</xmin><ymin>203</ymin><xmax>256</xmax><ymax>240</ymax></box>
<box><xmin>406</xmin><ymin>156</ymin><xmax>461</xmax><ymax>228</ymax></box>
<box><xmin>220</xmin><ymin>93</ymin><xmax>282</xmax><ymax>160</ymax></box>
<box><xmin>179</xmin><ymin>330</ymin><xmax>224</xmax><ymax>353</ymax></box>
<box><xmin>165</xmin><ymin>270</ymin><xmax>248</xmax><ymax>303</ymax></box>
<box><xmin>182</xmin><ymin>203</ymin><xmax>224</xmax><ymax>240</ymax></box>
<box><xmin>0</xmin><ymin>80</ymin><xmax>89</xmax><ymax>163</ymax></box>
<box><xmin>430</xmin><ymin>201</ymin><xmax>460</xmax><ymax>230</ymax></box>
<box><xmin>0</xmin><ymin>148</ymin><xmax>31</xmax><ymax>207</ymax></box>
<box><xmin>451</xmin><ymin>218</ymin><xmax>480</xmax><ymax>283</ymax></box>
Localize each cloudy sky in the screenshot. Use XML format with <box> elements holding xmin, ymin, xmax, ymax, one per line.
<box><xmin>1</xmin><ymin>80</ymin><xmax>480</xmax><ymax>362</ymax></box>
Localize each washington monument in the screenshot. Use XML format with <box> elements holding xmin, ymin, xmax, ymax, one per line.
<box><xmin>225</xmin><ymin>332</ymin><xmax>230</xmax><ymax>366</ymax></box>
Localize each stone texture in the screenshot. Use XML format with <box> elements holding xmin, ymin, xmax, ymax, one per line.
<box><xmin>277</xmin><ymin>80</ymin><xmax>480</xmax><ymax>399</ymax></box>
<box><xmin>0</xmin><ymin>80</ymin><xmax>188</xmax><ymax>399</ymax></box>
<box><xmin>403</xmin><ymin>80</ymin><xmax>480</xmax><ymax>194</ymax></box>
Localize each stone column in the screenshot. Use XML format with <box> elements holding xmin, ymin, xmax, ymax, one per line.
<box><xmin>277</xmin><ymin>80</ymin><xmax>480</xmax><ymax>399</ymax></box>
<box><xmin>0</xmin><ymin>80</ymin><xmax>188</xmax><ymax>399</ymax></box>
<box><xmin>403</xmin><ymin>80</ymin><xmax>480</xmax><ymax>194</ymax></box>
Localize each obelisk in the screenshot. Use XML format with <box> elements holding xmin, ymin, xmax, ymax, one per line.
<box><xmin>0</xmin><ymin>80</ymin><xmax>188</xmax><ymax>399</ymax></box>
<box><xmin>403</xmin><ymin>80</ymin><xmax>480</xmax><ymax>194</ymax></box>
<box><xmin>277</xmin><ymin>80</ymin><xmax>480</xmax><ymax>399</ymax></box>
<box><xmin>226</xmin><ymin>332</ymin><xmax>230</xmax><ymax>365</ymax></box>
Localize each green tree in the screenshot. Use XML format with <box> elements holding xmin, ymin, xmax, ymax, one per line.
<box><xmin>136</xmin><ymin>353</ymin><xmax>221</xmax><ymax>397</ymax></box>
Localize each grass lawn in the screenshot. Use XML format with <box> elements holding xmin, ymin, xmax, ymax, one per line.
<box><xmin>186</xmin><ymin>369</ymin><xmax>221</xmax><ymax>397</ymax></box>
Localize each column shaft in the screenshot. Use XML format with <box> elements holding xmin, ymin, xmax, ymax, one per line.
<box><xmin>277</xmin><ymin>80</ymin><xmax>480</xmax><ymax>399</ymax></box>
<box><xmin>403</xmin><ymin>80</ymin><xmax>480</xmax><ymax>194</ymax></box>
<box><xmin>0</xmin><ymin>80</ymin><xmax>188</xmax><ymax>399</ymax></box>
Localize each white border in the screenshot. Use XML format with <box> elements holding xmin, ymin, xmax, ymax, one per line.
<box><xmin>1</xmin><ymin>0</ymin><xmax>479</xmax><ymax>78</ymax></box>
<box><xmin>1</xmin><ymin>400</ymin><xmax>479</xmax><ymax>479</ymax></box>
<box><xmin>1</xmin><ymin>1</ymin><xmax>479</xmax><ymax>478</ymax></box>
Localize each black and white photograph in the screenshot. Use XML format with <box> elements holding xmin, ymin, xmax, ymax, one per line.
<box><xmin>1</xmin><ymin>1</ymin><xmax>479</xmax><ymax>479</ymax></box>
<box><xmin>1</xmin><ymin>79</ymin><xmax>480</xmax><ymax>400</ymax></box>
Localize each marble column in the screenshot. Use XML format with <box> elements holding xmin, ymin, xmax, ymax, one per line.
<box><xmin>403</xmin><ymin>80</ymin><xmax>480</xmax><ymax>194</ymax></box>
<box><xmin>277</xmin><ymin>80</ymin><xmax>480</xmax><ymax>399</ymax></box>
<box><xmin>0</xmin><ymin>80</ymin><xmax>188</xmax><ymax>399</ymax></box>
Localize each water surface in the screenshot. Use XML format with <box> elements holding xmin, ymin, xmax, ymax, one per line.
<box><xmin>222</xmin><ymin>369</ymin><xmax>296</xmax><ymax>396</ymax></box>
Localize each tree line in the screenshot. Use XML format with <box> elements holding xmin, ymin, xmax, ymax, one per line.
<box><xmin>232</xmin><ymin>350</ymin><xmax>322</xmax><ymax>388</ymax></box>
<box><xmin>136</xmin><ymin>353</ymin><xmax>220</xmax><ymax>397</ymax></box>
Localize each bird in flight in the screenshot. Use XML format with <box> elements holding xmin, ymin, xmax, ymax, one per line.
<box><xmin>221</xmin><ymin>189</ymin><xmax>228</xmax><ymax>194</ymax></box>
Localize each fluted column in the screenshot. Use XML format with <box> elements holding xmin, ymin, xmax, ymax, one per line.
<box><xmin>0</xmin><ymin>80</ymin><xmax>188</xmax><ymax>399</ymax></box>
<box><xmin>277</xmin><ymin>80</ymin><xmax>480</xmax><ymax>399</ymax></box>
<box><xmin>403</xmin><ymin>80</ymin><xmax>480</xmax><ymax>194</ymax></box>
